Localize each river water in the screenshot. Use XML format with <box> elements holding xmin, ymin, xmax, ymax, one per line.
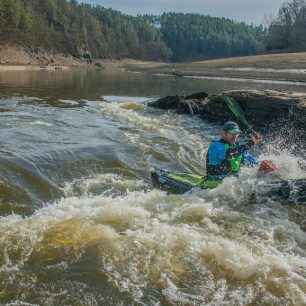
<box><xmin>0</xmin><ymin>68</ymin><xmax>306</xmax><ymax>305</ymax></box>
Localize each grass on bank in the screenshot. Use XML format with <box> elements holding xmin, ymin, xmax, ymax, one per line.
<box><xmin>121</xmin><ymin>52</ymin><xmax>306</xmax><ymax>82</ymax></box>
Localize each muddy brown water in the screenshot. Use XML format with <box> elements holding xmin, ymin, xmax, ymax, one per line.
<box><xmin>0</xmin><ymin>68</ymin><xmax>305</xmax><ymax>305</ymax></box>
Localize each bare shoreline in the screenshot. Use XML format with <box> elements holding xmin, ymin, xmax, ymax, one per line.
<box><xmin>0</xmin><ymin>65</ymin><xmax>70</xmax><ymax>71</ymax></box>
<box><xmin>0</xmin><ymin>42</ymin><xmax>122</xmax><ymax>72</ymax></box>
<box><xmin>1</xmin><ymin>42</ymin><xmax>306</xmax><ymax>83</ymax></box>
<box><xmin>120</xmin><ymin>53</ymin><xmax>306</xmax><ymax>83</ymax></box>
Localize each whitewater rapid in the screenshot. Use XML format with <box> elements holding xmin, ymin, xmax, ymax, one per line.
<box><xmin>0</xmin><ymin>93</ymin><xmax>305</xmax><ymax>305</ymax></box>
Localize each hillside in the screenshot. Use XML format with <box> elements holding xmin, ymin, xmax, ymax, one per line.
<box><xmin>0</xmin><ymin>0</ymin><xmax>263</xmax><ymax>62</ymax></box>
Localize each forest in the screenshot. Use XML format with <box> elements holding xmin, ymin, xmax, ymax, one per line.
<box><xmin>266</xmin><ymin>0</ymin><xmax>306</xmax><ymax>51</ymax></box>
<box><xmin>141</xmin><ymin>13</ymin><xmax>265</xmax><ymax>61</ymax></box>
<box><xmin>0</xmin><ymin>0</ymin><xmax>171</xmax><ymax>60</ymax></box>
<box><xmin>0</xmin><ymin>0</ymin><xmax>304</xmax><ymax>62</ymax></box>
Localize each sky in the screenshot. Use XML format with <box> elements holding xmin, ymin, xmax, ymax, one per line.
<box><xmin>81</xmin><ymin>0</ymin><xmax>286</xmax><ymax>25</ymax></box>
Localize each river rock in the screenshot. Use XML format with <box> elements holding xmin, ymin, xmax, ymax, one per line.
<box><xmin>149</xmin><ymin>91</ymin><xmax>208</xmax><ymax>113</ymax></box>
<box><xmin>95</xmin><ymin>62</ymin><xmax>105</xmax><ymax>69</ymax></box>
<box><xmin>150</xmin><ymin>89</ymin><xmax>306</xmax><ymax>132</ymax></box>
<box><xmin>205</xmin><ymin>90</ymin><xmax>306</xmax><ymax>131</ymax></box>
<box><xmin>149</xmin><ymin>95</ymin><xmax>181</xmax><ymax>109</ymax></box>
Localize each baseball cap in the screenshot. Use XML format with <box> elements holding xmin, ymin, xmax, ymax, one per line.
<box><xmin>222</xmin><ymin>121</ymin><xmax>241</xmax><ymax>134</ymax></box>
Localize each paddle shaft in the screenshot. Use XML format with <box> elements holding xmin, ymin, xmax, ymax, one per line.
<box><xmin>222</xmin><ymin>96</ymin><xmax>256</xmax><ymax>135</ymax></box>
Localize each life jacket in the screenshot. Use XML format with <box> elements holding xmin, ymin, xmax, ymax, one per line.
<box><xmin>224</xmin><ymin>143</ymin><xmax>242</xmax><ymax>173</ymax></box>
<box><xmin>206</xmin><ymin>140</ymin><xmax>243</xmax><ymax>178</ymax></box>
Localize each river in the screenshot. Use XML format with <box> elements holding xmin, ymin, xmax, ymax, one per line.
<box><xmin>0</xmin><ymin>68</ymin><xmax>306</xmax><ymax>305</ymax></box>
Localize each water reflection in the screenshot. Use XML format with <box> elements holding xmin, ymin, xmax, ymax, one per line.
<box><xmin>1</xmin><ymin>68</ymin><xmax>306</xmax><ymax>102</ymax></box>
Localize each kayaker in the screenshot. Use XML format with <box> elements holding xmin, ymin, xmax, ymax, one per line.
<box><xmin>206</xmin><ymin>121</ymin><xmax>263</xmax><ymax>180</ymax></box>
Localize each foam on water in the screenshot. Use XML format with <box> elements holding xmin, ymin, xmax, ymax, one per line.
<box><xmin>1</xmin><ymin>96</ymin><xmax>306</xmax><ymax>305</ymax></box>
<box><xmin>260</xmin><ymin>151</ymin><xmax>306</xmax><ymax>180</ymax></box>
<box><xmin>1</xmin><ymin>176</ymin><xmax>306</xmax><ymax>304</ymax></box>
<box><xmin>6</xmin><ymin>120</ymin><xmax>53</xmax><ymax>127</ymax></box>
<box><xmin>98</xmin><ymin>100</ymin><xmax>210</xmax><ymax>173</ymax></box>
<box><xmin>58</xmin><ymin>99</ymin><xmax>81</xmax><ymax>105</ymax></box>
<box><xmin>60</xmin><ymin>173</ymin><xmax>148</xmax><ymax>197</ymax></box>
<box><xmin>102</xmin><ymin>95</ymin><xmax>155</xmax><ymax>104</ymax></box>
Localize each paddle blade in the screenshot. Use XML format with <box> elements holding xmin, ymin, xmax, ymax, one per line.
<box><xmin>258</xmin><ymin>160</ymin><xmax>278</xmax><ymax>173</ymax></box>
<box><xmin>222</xmin><ymin>96</ymin><xmax>255</xmax><ymax>134</ymax></box>
<box><xmin>222</xmin><ymin>96</ymin><xmax>244</xmax><ymax>118</ymax></box>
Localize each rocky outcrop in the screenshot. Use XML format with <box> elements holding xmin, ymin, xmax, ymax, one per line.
<box><xmin>149</xmin><ymin>89</ymin><xmax>306</xmax><ymax>132</ymax></box>
<box><xmin>23</xmin><ymin>45</ymin><xmax>55</xmax><ymax>65</ymax></box>
<box><xmin>221</xmin><ymin>90</ymin><xmax>306</xmax><ymax>129</ymax></box>
<box><xmin>149</xmin><ymin>92</ymin><xmax>208</xmax><ymax>114</ymax></box>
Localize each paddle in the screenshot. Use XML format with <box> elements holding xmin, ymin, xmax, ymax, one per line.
<box><xmin>221</xmin><ymin>95</ymin><xmax>256</xmax><ymax>135</ymax></box>
<box><xmin>221</xmin><ymin>95</ymin><xmax>278</xmax><ymax>173</ymax></box>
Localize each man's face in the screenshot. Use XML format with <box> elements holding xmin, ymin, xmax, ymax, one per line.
<box><xmin>221</xmin><ymin>130</ymin><xmax>240</xmax><ymax>145</ymax></box>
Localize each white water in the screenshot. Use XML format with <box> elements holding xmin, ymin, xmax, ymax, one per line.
<box><xmin>0</xmin><ymin>96</ymin><xmax>305</xmax><ymax>305</ymax></box>
<box><xmin>1</xmin><ymin>169</ymin><xmax>306</xmax><ymax>304</ymax></box>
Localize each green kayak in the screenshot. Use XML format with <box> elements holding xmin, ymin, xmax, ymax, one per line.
<box><xmin>151</xmin><ymin>169</ymin><xmax>306</xmax><ymax>203</ymax></box>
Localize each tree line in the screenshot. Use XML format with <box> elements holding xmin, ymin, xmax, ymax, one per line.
<box><xmin>142</xmin><ymin>13</ymin><xmax>265</xmax><ymax>61</ymax></box>
<box><xmin>0</xmin><ymin>0</ymin><xmax>304</xmax><ymax>62</ymax></box>
<box><xmin>0</xmin><ymin>0</ymin><xmax>171</xmax><ymax>60</ymax></box>
<box><xmin>266</xmin><ymin>0</ymin><xmax>306</xmax><ymax>52</ymax></box>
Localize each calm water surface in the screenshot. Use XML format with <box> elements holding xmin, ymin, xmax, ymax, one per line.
<box><xmin>0</xmin><ymin>68</ymin><xmax>306</xmax><ymax>305</ymax></box>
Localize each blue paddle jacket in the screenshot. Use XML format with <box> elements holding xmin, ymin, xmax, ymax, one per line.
<box><xmin>206</xmin><ymin>139</ymin><xmax>258</xmax><ymax>179</ymax></box>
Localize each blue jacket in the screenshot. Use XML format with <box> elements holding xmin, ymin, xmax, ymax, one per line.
<box><xmin>206</xmin><ymin>139</ymin><xmax>258</xmax><ymax>179</ymax></box>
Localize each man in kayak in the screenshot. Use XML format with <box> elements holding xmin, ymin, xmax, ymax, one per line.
<box><xmin>206</xmin><ymin>121</ymin><xmax>263</xmax><ymax>180</ymax></box>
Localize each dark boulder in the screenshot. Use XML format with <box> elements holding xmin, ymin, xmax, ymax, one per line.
<box><xmin>148</xmin><ymin>92</ymin><xmax>208</xmax><ymax>112</ymax></box>
<box><xmin>185</xmin><ymin>92</ymin><xmax>208</xmax><ymax>100</ymax></box>
<box><xmin>148</xmin><ymin>95</ymin><xmax>181</xmax><ymax>109</ymax></box>
<box><xmin>150</xmin><ymin>89</ymin><xmax>306</xmax><ymax>129</ymax></box>
<box><xmin>209</xmin><ymin>89</ymin><xmax>306</xmax><ymax>131</ymax></box>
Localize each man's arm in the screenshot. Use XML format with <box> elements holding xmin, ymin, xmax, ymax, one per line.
<box><xmin>225</xmin><ymin>141</ymin><xmax>254</xmax><ymax>159</ymax></box>
<box><xmin>242</xmin><ymin>150</ymin><xmax>259</xmax><ymax>166</ymax></box>
<box><xmin>225</xmin><ymin>132</ymin><xmax>263</xmax><ymax>160</ymax></box>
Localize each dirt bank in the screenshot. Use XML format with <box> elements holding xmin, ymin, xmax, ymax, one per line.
<box><xmin>0</xmin><ymin>42</ymin><xmax>121</xmax><ymax>71</ymax></box>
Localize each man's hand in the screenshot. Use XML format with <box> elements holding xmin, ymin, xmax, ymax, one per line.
<box><xmin>251</xmin><ymin>132</ymin><xmax>262</xmax><ymax>144</ymax></box>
